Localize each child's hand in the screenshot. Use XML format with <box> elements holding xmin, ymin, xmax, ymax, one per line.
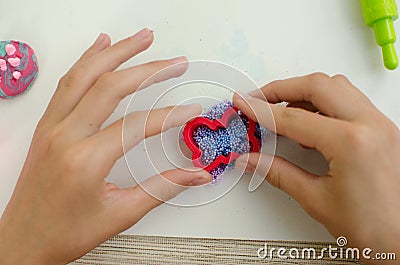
<box><xmin>0</xmin><ymin>29</ymin><xmax>211</xmax><ymax>265</ymax></box>
<box><xmin>234</xmin><ymin>73</ymin><xmax>400</xmax><ymax>261</ymax></box>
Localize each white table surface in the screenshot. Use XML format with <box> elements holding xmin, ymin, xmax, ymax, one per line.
<box><xmin>1</xmin><ymin>0</ymin><xmax>399</xmax><ymax>242</ymax></box>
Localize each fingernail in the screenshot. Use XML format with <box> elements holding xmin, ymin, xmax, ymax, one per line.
<box><xmin>94</xmin><ymin>33</ymin><xmax>106</xmax><ymax>46</ymax></box>
<box><xmin>180</xmin><ymin>103</ymin><xmax>202</xmax><ymax>110</ymax></box>
<box><xmin>234</xmin><ymin>155</ymin><xmax>255</xmax><ymax>173</ymax></box>
<box><xmin>246</xmin><ymin>165</ymin><xmax>256</xmax><ymax>174</ymax></box>
<box><xmin>235</xmin><ymin>92</ymin><xmax>251</xmax><ymax>101</ymax></box>
<box><xmin>132</xmin><ymin>28</ymin><xmax>152</xmax><ymax>40</ymax></box>
<box><xmin>176</xmin><ymin>103</ymin><xmax>202</xmax><ymax>117</ymax></box>
<box><xmin>239</xmin><ymin>163</ymin><xmax>256</xmax><ymax>174</ymax></box>
<box><xmin>170</xmin><ymin>56</ymin><xmax>187</xmax><ymax>64</ymax></box>
<box><xmin>248</xmin><ymin>89</ymin><xmax>260</xmax><ymax>97</ymax></box>
<box><xmin>234</xmin><ymin>159</ymin><xmax>247</xmax><ymax>171</ymax></box>
<box><xmin>190</xmin><ymin>175</ymin><xmax>211</xmax><ymax>186</ymax></box>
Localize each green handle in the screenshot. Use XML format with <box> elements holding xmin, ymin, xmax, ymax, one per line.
<box><xmin>361</xmin><ymin>0</ymin><xmax>399</xmax><ymax>70</ymax></box>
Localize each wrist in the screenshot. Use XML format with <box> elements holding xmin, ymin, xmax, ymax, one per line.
<box><xmin>355</xmin><ymin>214</ymin><xmax>400</xmax><ymax>255</ymax></box>
<box><xmin>0</xmin><ymin>211</ymin><xmax>51</xmax><ymax>265</ymax></box>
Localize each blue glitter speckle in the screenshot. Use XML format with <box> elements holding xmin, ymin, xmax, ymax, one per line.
<box><xmin>191</xmin><ymin>100</ymin><xmax>268</xmax><ymax>182</ymax></box>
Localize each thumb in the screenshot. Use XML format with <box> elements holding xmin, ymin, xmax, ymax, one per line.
<box><xmin>235</xmin><ymin>153</ymin><xmax>319</xmax><ymax>209</ymax></box>
<box><xmin>115</xmin><ymin>168</ymin><xmax>211</xmax><ymax>227</ymax></box>
<box><xmin>135</xmin><ymin>168</ymin><xmax>212</xmax><ymax>207</ymax></box>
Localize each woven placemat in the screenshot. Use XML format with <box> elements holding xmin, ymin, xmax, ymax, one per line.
<box><xmin>71</xmin><ymin>234</ymin><xmax>362</xmax><ymax>264</ymax></box>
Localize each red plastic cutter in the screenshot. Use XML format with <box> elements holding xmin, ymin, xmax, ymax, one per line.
<box><xmin>183</xmin><ymin>106</ymin><xmax>260</xmax><ymax>172</ymax></box>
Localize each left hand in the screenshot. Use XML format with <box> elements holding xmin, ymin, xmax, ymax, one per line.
<box><xmin>0</xmin><ymin>28</ymin><xmax>211</xmax><ymax>265</ymax></box>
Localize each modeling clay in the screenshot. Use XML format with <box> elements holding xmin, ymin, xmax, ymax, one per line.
<box><xmin>183</xmin><ymin>101</ymin><xmax>267</xmax><ymax>182</ymax></box>
<box><xmin>0</xmin><ymin>40</ymin><xmax>39</xmax><ymax>98</ymax></box>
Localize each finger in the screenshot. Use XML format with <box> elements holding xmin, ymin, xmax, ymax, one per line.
<box><xmin>66</xmin><ymin>57</ymin><xmax>188</xmax><ymax>133</ymax></box>
<box><xmin>86</xmin><ymin>104</ymin><xmax>202</xmax><ymax>162</ymax></box>
<box><xmin>286</xmin><ymin>101</ymin><xmax>318</xmax><ymax>113</ymax></box>
<box><xmin>235</xmin><ymin>153</ymin><xmax>322</xmax><ymax>216</ymax></box>
<box><xmin>249</xmin><ymin>73</ymin><xmax>371</xmax><ymax>120</ymax></box>
<box><xmin>285</xmin><ymin>102</ymin><xmax>321</xmax><ymax>149</ymax></box>
<box><xmin>233</xmin><ymin>93</ymin><xmax>346</xmax><ymax>159</ymax></box>
<box><xmin>44</xmin><ymin>28</ymin><xmax>154</xmax><ymax>124</ymax></box>
<box><xmin>39</xmin><ymin>33</ymin><xmax>111</xmax><ymax>127</ymax></box>
<box><xmin>82</xmin><ymin>28</ymin><xmax>154</xmax><ymax>78</ymax></box>
<box><xmin>111</xmin><ymin>168</ymin><xmax>212</xmax><ymax>230</ymax></box>
<box><xmin>79</xmin><ymin>33</ymin><xmax>112</xmax><ymax>61</ymax></box>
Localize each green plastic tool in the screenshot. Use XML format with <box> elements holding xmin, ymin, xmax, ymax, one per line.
<box><xmin>361</xmin><ymin>0</ymin><xmax>399</xmax><ymax>70</ymax></box>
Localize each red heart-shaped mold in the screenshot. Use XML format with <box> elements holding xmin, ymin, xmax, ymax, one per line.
<box><xmin>183</xmin><ymin>106</ymin><xmax>260</xmax><ymax>172</ymax></box>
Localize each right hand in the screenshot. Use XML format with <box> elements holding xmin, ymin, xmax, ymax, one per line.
<box><xmin>233</xmin><ymin>73</ymin><xmax>400</xmax><ymax>264</ymax></box>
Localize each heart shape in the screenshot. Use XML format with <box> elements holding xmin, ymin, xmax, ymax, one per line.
<box><xmin>183</xmin><ymin>102</ymin><xmax>262</xmax><ymax>178</ymax></box>
<box><xmin>5</xmin><ymin>44</ymin><xmax>16</xmax><ymax>56</ymax></box>
<box><xmin>0</xmin><ymin>40</ymin><xmax>39</xmax><ymax>99</ymax></box>
<box><xmin>8</xmin><ymin>57</ymin><xmax>20</xmax><ymax>68</ymax></box>
<box><xmin>13</xmin><ymin>71</ymin><xmax>21</xmax><ymax>80</ymax></box>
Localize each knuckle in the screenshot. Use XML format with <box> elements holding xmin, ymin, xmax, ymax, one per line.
<box><xmin>267</xmin><ymin>80</ymin><xmax>283</xmax><ymax>90</ymax></box>
<box><xmin>96</xmin><ymin>72</ymin><xmax>114</xmax><ymax>89</ymax></box>
<box><xmin>59</xmin><ymin>145</ymin><xmax>90</xmax><ymax>174</ymax></box>
<box><xmin>60</xmin><ymin>68</ymin><xmax>85</xmax><ymax>87</ymax></box>
<box><xmin>281</xmin><ymin>107</ymin><xmax>299</xmax><ymax>121</ymax></box>
<box><xmin>146</xmin><ymin>61</ymin><xmax>172</xmax><ymax>83</ymax></box>
<box><xmin>94</xmin><ymin>72</ymin><xmax>119</xmax><ymax>98</ymax></box>
<box><xmin>159</xmin><ymin>184</ymin><xmax>178</xmax><ymax>202</ymax></box>
<box><xmin>129</xmin><ymin>111</ymin><xmax>143</xmax><ymax>122</ymax></box>
<box><xmin>305</xmin><ymin>73</ymin><xmax>330</xmax><ymax>101</ymax></box>
<box><xmin>146</xmin><ymin>60</ymin><xmax>164</xmax><ymax>68</ymax></box>
<box><xmin>159</xmin><ymin>106</ymin><xmax>175</xmax><ymax>128</ymax></box>
<box><xmin>307</xmin><ymin>72</ymin><xmax>330</xmax><ymax>84</ymax></box>
<box><xmin>343</xmin><ymin>125</ymin><xmax>375</xmax><ymax>153</ymax></box>
<box><xmin>277</xmin><ymin>108</ymin><xmax>301</xmax><ymax>135</ymax></box>
<box><xmin>265</xmin><ymin>158</ymin><xmax>281</xmax><ymax>189</ymax></box>
<box><xmin>149</xmin><ymin>60</ymin><xmax>171</xmax><ymax>70</ymax></box>
<box><xmin>41</xmin><ymin>125</ymin><xmax>67</xmax><ymax>153</ymax></box>
<box><xmin>58</xmin><ymin>74</ymin><xmax>73</xmax><ymax>88</ymax></box>
<box><xmin>332</xmin><ymin>74</ymin><xmax>349</xmax><ymax>83</ymax></box>
<box><xmin>266</xmin><ymin>169</ymin><xmax>280</xmax><ymax>190</ymax></box>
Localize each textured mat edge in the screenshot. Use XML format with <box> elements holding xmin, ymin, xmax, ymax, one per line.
<box><xmin>71</xmin><ymin>234</ymin><xmax>363</xmax><ymax>265</ymax></box>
